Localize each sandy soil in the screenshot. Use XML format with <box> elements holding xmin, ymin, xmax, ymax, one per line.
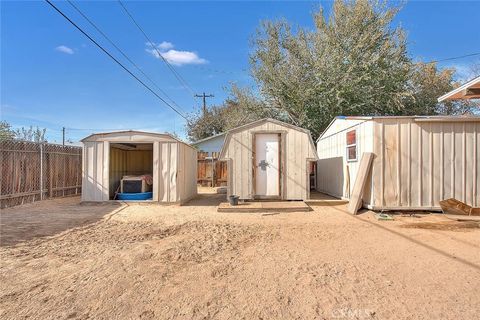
<box><xmin>1</xmin><ymin>193</ymin><xmax>479</xmax><ymax>319</ymax></box>
<box><xmin>0</xmin><ymin>197</ymin><xmax>121</xmax><ymax>246</ymax></box>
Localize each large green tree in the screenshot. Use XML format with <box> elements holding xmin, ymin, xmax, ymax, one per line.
<box><xmin>186</xmin><ymin>0</ymin><xmax>473</xmax><ymax>140</ymax></box>
<box><xmin>250</xmin><ymin>0</ymin><xmax>412</xmax><ymax>138</ymax></box>
<box><xmin>186</xmin><ymin>85</ymin><xmax>275</xmax><ymax>141</ymax></box>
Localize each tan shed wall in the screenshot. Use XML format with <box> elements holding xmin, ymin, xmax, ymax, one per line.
<box><xmin>372</xmin><ymin>119</ymin><xmax>480</xmax><ymax>209</ymax></box>
<box><xmin>316</xmin><ymin>119</ymin><xmax>374</xmax><ymax>202</ymax></box>
<box><xmin>177</xmin><ymin>143</ymin><xmax>198</xmax><ymax>203</ymax></box>
<box><xmin>109</xmin><ymin>147</ymin><xmax>126</xmax><ymax>197</ymax></box>
<box><xmin>223</xmin><ymin>121</ymin><xmax>317</xmax><ymax>200</ymax></box>
<box><xmin>82</xmin><ymin>141</ymin><xmax>109</xmax><ymax>201</ymax></box>
<box><xmin>82</xmin><ymin>137</ymin><xmax>197</xmax><ymax>203</ymax></box>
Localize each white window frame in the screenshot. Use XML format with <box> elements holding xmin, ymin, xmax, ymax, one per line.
<box><xmin>346</xmin><ymin>129</ymin><xmax>357</xmax><ymax>162</ymax></box>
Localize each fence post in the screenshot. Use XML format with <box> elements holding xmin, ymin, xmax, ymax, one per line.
<box><xmin>211</xmin><ymin>156</ymin><xmax>214</xmax><ymax>187</ymax></box>
<box><xmin>39</xmin><ymin>143</ymin><xmax>44</xmax><ymax>200</ymax></box>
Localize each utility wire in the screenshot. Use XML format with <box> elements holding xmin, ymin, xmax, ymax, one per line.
<box><xmin>116</xmin><ymin>0</ymin><xmax>197</xmax><ymax>100</ymax></box>
<box><xmin>66</xmin><ymin>0</ymin><xmax>187</xmax><ymax>114</ymax></box>
<box><xmin>66</xmin><ymin>125</ymin><xmax>165</xmax><ymax>131</ymax></box>
<box><xmin>425</xmin><ymin>52</ymin><xmax>480</xmax><ymax>64</ymax></box>
<box><xmin>44</xmin><ymin>0</ymin><xmax>188</xmax><ymax>121</ymax></box>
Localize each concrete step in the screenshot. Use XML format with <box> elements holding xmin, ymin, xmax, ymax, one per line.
<box><xmin>217</xmin><ymin>201</ymin><xmax>312</xmax><ymax>213</ymax></box>
<box><xmin>305</xmin><ymin>199</ymin><xmax>349</xmax><ymax>206</ymax></box>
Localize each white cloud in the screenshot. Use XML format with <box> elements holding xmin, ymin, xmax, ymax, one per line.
<box><xmin>157</xmin><ymin>41</ymin><xmax>174</xmax><ymax>50</ymax></box>
<box><xmin>55</xmin><ymin>45</ymin><xmax>74</xmax><ymax>55</ymax></box>
<box><xmin>159</xmin><ymin>49</ymin><xmax>207</xmax><ymax>66</ymax></box>
<box><xmin>146</xmin><ymin>42</ymin><xmax>207</xmax><ymax>66</ymax></box>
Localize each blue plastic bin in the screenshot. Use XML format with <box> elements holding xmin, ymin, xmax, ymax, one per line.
<box><xmin>117</xmin><ymin>192</ymin><xmax>153</xmax><ymax>201</ymax></box>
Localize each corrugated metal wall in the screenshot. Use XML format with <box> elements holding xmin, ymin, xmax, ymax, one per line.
<box><xmin>316</xmin><ymin>119</ymin><xmax>374</xmax><ymax>202</ymax></box>
<box><xmin>372</xmin><ymin>119</ymin><xmax>480</xmax><ymax>209</ymax></box>
<box><xmin>154</xmin><ymin>142</ymin><xmax>176</xmax><ymax>202</ymax></box>
<box><xmin>82</xmin><ymin>133</ymin><xmax>197</xmax><ymax>203</ymax></box>
<box><xmin>177</xmin><ymin>143</ymin><xmax>198</xmax><ymax>203</ymax></box>
<box><xmin>82</xmin><ymin>141</ymin><xmax>109</xmax><ymax>201</ymax></box>
<box><xmin>222</xmin><ymin>120</ymin><xmax>317</xmax><ymax>200</ymax></box>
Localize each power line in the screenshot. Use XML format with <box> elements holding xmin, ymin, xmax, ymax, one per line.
<box><xmin>66</xmin><ymin>0</ymin><xmax>187</xmax><ymax>114</ymax></box>
<box><xmin>116</xmin><ymin>0</ymin><xmax>197</xmax><ymax>99</ymax></box>
<box><xmin>44</xmin><ymin>0</ymin><xmax>188</xmax><ymax>121</ymax></box>
<box><xmin>66</xmin><ymin>125</ymin><xmax>165</xmax><ymax>131</ymax></box>
<box><xmin>193</xmin><ymin>65</ymin><xmax>249</xmax><ymax>76</ymax></box>
<box><xmin>425</xmin><ymin>51</ymin><xmax>480</xmax><ymax>64</ymax></box>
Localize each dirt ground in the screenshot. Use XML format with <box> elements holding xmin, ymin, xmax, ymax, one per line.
<box><xmin>1</xmin><ymin>192</ymin><xmax>479</xmax><ymax>320</ymax></box>
<box><xmin>0</xmin><ymin>197</ymin><xmax>121</xmax><ymax>246</ymax></box>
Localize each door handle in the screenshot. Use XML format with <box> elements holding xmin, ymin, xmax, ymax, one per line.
<box><xmin>258</xmin><ymin>160</ymin><xmax>269</xmax><ymax>171</ymax></box>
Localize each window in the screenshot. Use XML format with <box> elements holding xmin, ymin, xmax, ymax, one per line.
<box><xmin>346</xmin><ymin>130</ymin><xmax>357</xmax><ymax>161</ymax></box>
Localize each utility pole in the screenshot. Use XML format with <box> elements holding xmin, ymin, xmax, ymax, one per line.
<box><xmin>62</xmin><ymin>127</ymin><xmax>65</xmax><ymax>146</ymax></box>
<box><xmin>194</xmin><ymin>92</ymin><xmax>214</xmax><ymax>114</ymax></box>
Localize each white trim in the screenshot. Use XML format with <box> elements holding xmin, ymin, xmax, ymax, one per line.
<box><xmin>346</xmin><ymin>129</ymin><xmax>358</xmax><ymax>162</ymax></box>
<box><xmin>437</xmin><ymin>75</ymin><xmax>480</xmax><ymax>102</ymax></box>
<box><xmin>81</xmin><ymin>130</ymin><xmax>196</xmax><ymax>151</ymax></box>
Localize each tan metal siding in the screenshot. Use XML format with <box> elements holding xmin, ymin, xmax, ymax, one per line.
<box><xmin>223</xmin><ymin>120</ymin><xmax>317</xmax><ymax>200</ymax></box>
<box><xmin>82</xmin><ymin>132</ymin><xmax>197</xmax><ymax>203</ymax></box>
<box><xmin>373</xmin><ymin>119</ymin><xmax>480</xmax><ymax>209</ymax></box>
<box><xmin>175</xmin><ymin>143</ymin><xmax>197</xmax><ymax>203</ymax></box>
<box><xmin>152</xmin><ymin>142</ymin><xmax>160</xmax><ymax>201</ymax></box>
<box><xmin>81</xmin><ymin>141</ymin><xmax>108</xmax><ymax>201</ymax></box>
<box><xmin>316</xmin><ymin>120</ymin><xmax>374</xmax><ymax>201</ymax></box>
<box><xmin>158</xmin><ymin>142</ymin><xmax>167</xmax><ymax>201</ymax></box>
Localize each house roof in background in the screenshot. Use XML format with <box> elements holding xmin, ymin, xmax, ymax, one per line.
<box><xmin>438</xmin><ymin>76</ymin><xmax>480</xmax><ymax>101</ymax></box>
<box><xmin>192</xmin><ymin>132</ymin><xmax>226</xmax><ymax>145</ymax></box>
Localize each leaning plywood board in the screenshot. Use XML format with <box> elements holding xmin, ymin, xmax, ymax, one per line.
<box><xmin>348</xmin><ymin>152</ymin><xmax>374</xmax><ymax>214</ymax></box>
<box><xmin>439</xmin><ymin>198</ymin><xmax>480</xmax><ymax>216</ymax></box>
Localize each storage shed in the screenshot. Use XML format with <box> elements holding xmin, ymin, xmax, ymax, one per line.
<box><xmin>81</xmin><ymin>131</ymin><xmax>197</xmax><ymax>203</ymax></box>
<box><xmin>316</xmin><ymin>116</ymin><xmax>480</xmax><ymax>210</ymax></box>
<box><xmin>219</xmin><ymin>118</ymin><xmax>318</xmax><ymax>200</ymax></box>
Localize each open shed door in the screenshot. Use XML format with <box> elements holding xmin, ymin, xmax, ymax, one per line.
<box><xmin>255</xmin><ymin>133</ymin><xmax>280</xmax><ymax>198</ymax></box>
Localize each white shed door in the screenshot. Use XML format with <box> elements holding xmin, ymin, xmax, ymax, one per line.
<box><xmin>255</xmin><ymin>134</ymin><xmax>280</xmax><ymax>197</ymax></box>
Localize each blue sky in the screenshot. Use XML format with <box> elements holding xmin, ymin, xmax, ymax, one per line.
<box><xmin>1</xmin><ymin>0</ymin><xmax>479</xmax><ymax>143</ymax></box>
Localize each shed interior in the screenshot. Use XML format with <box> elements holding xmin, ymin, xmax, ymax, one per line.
<box><xmin>109</xmin><ymin>143</ymin><xmax>153</xmax><ymax>199</ymax></box>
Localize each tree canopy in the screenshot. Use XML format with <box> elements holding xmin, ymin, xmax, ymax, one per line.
<box><xmin>186</xmin><ymin>85</ymin><xmax>275</xmax><ymax>141</ymax></box>
<box><xmin>186</xmin><ymin>0</ymin><xmax>476</xmax><ymax>141</ymax></box>
<box><xmin>0</xmin><ymin>121</ymin><xmax>47</xmax><ymax>143</ymax></box>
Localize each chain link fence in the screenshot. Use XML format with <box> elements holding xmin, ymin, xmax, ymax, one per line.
<box><xmin>0</xmin><ymin>139</ymin><xmax>82</xmax><ymax>208</ymax></box>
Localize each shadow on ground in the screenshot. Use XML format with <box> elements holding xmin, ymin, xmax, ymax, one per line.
<box><xmin>332</xmin><ymin>206</ymin><xmax>480</xmax><ymax>272</ymax></box>
<box><xmin>182</xmin><ymin>192</ymin><xmax>225</xmax><ymax>207</ymax></box>
<box><xmin>0</xmin><ymin>196</ymin><xmax>121</xmax><ymax>247</ymax></box>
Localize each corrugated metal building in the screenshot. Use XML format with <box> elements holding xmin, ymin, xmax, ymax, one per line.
<box><xmin>81</xmin><ymin>131</ymin><xmax>197</xmax><ymax>203</ymax></box>
<box><xmin>220</xmin><ymin>118</ymin><xmax>318</xmax><ymax>200</ymax></box>
<box><xmin>316</xmin><ymin>116</ymin><xmax>480</xmax><ymax>210</ymax></box>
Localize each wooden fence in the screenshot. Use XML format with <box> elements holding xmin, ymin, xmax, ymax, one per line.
<box><xmin>197</xmin><ymin>152</ymin><xmax>228</xmax><ymax>187</ymax></box>
<box><xmin>0</xmin><ymin>140</ymin><xmax>82</xmax><ymax>208</ymax></box>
